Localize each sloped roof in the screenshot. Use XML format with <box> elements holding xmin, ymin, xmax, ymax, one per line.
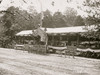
<box><xmin>16</xmin><ymin>30</ymin><xmax>32</xmax><ymax>36</ymax></box>
<box><xmin>16</xmin><ymin>25</ymin><xmax>96</xmax><ymax>36</ymax></box>
<box><xmin>42</xmin><ymin>26</ymin><xmax>87</xmax><ymax>34</ymax></box>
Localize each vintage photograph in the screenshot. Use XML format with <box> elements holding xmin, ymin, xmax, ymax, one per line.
<box><xmin>0</xmin><ymin>0</ymin><xmax>100</xmax><ymax>75</ymax></box>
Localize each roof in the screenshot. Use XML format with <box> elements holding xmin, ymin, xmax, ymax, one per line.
<box><xmin>16</xmin><ymin>30</ymin><xmax>32</xmax><ymax>36</ymax></box>
<box><xmin>42</xmin><ymin>26</ymin><xmax>87</xmax><ymax>34</ymax></box>
<box><xmin>16</xmin><ymin>25</ymin><xmax>96</xmax><ymax>36</ymax></box>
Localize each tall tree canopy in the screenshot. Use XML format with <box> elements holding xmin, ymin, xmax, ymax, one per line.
<box><xmin>42</xmin><ymin>10</ymin><xmax>53</xmax><ymax>28</ymax></box>
<box><xmin>74</xmin><ymin>15</ymin><xmax>85</xmax><ymax>26</ymax></box>
<box><xmin>64</xmin><ymin>7</ymin><xmax>77</xmax><ymax>26</ymax></box>
<box><xmin>83</xmin><ymin>0</ymin><xmax>100</xmax><ymax>25</ymax></box>
<box><xmin>52</xmin><ymin>11</ymin><xmax>66</xmax><ymax>27</ymax></box>
<box><xmin>0</xmin><ymin>6</ymin><xmax>39</xmax><ymax>47</ymax></box>
<box><xmin>82</xmin><ymin>0</ymin><xmax>100</xmax><ymax>39</ymax></box>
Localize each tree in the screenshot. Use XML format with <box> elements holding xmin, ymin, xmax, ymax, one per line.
<box><xmin>2</xmin><ymin>6</ymin><xmax>39</xmax><ymax>31</ymax></box>
<box><xmin>64</xmin><ymin>7</ymin><xmax>77</xmax><ymax>26</ymax></box>
<box><xmin>83</xmin><ymin>0</ymin><xmax>100</xmax><ymax>25</ymax></box>
<box><xmin>0</xmin><ymin>17</ymin><xmax>12</xmax><ymax>47</ymax></box>
<box><xmin>74</xmin><ymin>15</ymin><xmax>85</xmax><ymax>26</ymax></box>
<box><xmin>52</xmin><ymin>11</ymin><xmax>66</xmax><ymax>27</ymax></box>
<box><xmin>81</xmin><ymin>0</ymin><xmax>100</xmax><ymax>48</ymax></box>
<box><xmin>0</xmin><ymin>6</ymin><xmax>38</xmax><ymax>48</ymax></box>
<box><xmin>42</xmin><ymin>10</ymin><xmax>53</xmax><ymax>28</ymax></box>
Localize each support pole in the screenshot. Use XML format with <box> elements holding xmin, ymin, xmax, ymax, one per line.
<box><xmin>77</xmin><ymin>33</ymin><xmax>80</xmax><ymax>47</ymax></box>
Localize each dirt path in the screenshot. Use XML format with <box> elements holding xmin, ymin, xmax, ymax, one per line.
<box><xmin>0</xmin><ymin>48</ymin><xmax>100</xmax><ymax>75</ymax></box>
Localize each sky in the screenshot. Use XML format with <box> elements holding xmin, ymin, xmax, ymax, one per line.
<box><xmin>0</xmin><ymin>0</ymin><xmax>87</xmax><ymax>16</ymax></box>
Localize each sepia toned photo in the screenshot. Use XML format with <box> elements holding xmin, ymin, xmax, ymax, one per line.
<box><xmin>0</xmin><ymin>0</ymin><xmax>100</xmax><ymax>75</ymax></box>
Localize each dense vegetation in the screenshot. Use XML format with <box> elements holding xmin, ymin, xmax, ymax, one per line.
<box><xmin>0</xmin><ymin>6</ymin><xmax>85</xmax><ymax>48</ymax></box>
<box><xmin>0</xmin><ymin>0</ymin><xmax>100</xmax><ymax>48</ymax></box>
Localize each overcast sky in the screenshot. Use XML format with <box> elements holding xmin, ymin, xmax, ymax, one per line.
<box><xmin>0</xmin><ymin>0</ymin><xmax>87</xmax><ymax>16</ymax></box>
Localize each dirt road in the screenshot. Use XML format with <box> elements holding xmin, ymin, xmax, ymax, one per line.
<box><xmin>0</xmin><ymin>48</ymin><xmax>100</xmax><ymax>75</ymax></box>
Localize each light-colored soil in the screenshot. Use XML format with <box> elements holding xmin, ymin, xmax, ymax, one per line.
<box><xmin>0</xmin><ymin>48</ymin><xmax>100</xmax><ymax>75</ymax></box>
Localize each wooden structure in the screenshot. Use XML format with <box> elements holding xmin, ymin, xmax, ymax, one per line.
<box><xmin>15</xmin><ymin>25</ymin><xmax>96</xmax><ymax>55</ymax></box>
<box><xmin>15</xmin><ymin>28</ymin><xmax>47</xmax><ymax>54</ymax></box>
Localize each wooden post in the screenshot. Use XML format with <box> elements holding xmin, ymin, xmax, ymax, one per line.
<box><xmin>77</xmin><ymin>33</ymin><xmax>80</xmax><ymax>47</ymax></box>
<box><xmin>52</xmin><ymin>34</ymin><xmax>54</xmax><ymax>45</ymax></box>
<box><xmin>68</xmin><ymin>33</ymin><xmax>71</xmax><ymax>45</ymax></box>
<box><xmin>45</xmin><ymin>33</ymin><xmax>48</xmax><ymax>54</ymax></box>
<box><xmin>60</xmin><ymin>34</ymin><xmax>62</xmax><ymax>42</ymax></box>
<box><xmin>59</xmin><ymin>34</ymin><xmax>61</xmax><ymax>56</ymax></box>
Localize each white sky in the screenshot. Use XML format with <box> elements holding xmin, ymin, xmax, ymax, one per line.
<box><xmin>0</xmin><ymin>0</ymin><xmax>87</xmax><ymax>16</ymax></box>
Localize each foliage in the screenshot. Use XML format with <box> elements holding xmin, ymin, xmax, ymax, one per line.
<box><xmin>64</xmin><ymin>7</ymin><xmax>77</xmax><ymax>26</ymax></box>
<box><xmin>0</xmin><ymin>6</ymin><xmax>39</xmax><ymax>48</ymax></box>
<box><xmin>42</xmin><ymin>9</ymin><xmax>85</xmax><ymax>27</ymax></box>
<box><xmin>42</xmin><ymin>10</ymin><xmax>54</xmax><ymax>27</ymax></box>
<box><xmin>0</xmin><ymin>6</ymin><xmax>86</xmax><ymax>48</ymax></box>
<box><xmin>74</xmin><ymin>15</ymin><xmax>85</xmax><ymax>26</ymax></box>
<box><xmin>42</xmin><ymin>10</ymin><xmax>66</xmax><ymax>28</ymax></box>
<box><xmin>82</xmin><ymin>0</ymin><xmax>100</xmax><ymax>40</ymax></box>
<box><xmin>52</xmin><ymin>11</ymin><xmax>66</xmax><ymax>27</ymax></box>
<box><xmin>76</xmin><ymin>0</ymin><xmax>100</xmax><ymax>48</ymax></box>
<box><xmin>1</xmin><ymin>7</ymin><xmax>36</xmax><ymax>32</ymax></box>
<box><xmin>83</xmin><ymin>0</ymin><xmax>100</xmax><ymax>25</ymax></box>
